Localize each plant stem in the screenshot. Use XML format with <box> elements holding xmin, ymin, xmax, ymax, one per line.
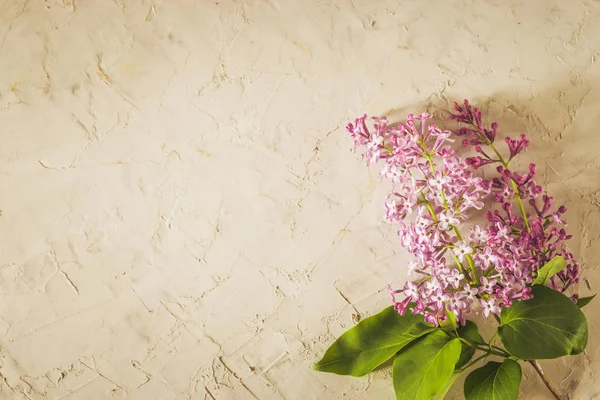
<box><xmin>452</xmin><ymin>225</ymin><xmax>479</xmax><ymax>284</ymax></box>
<box><xmin>488</xmin><ymin>331</ymin><xmax>499</xmax><ymax>349</ymax></box>
<box><xmin>419</xmin><ymin>143</ymin><xmax>479</xmax><ymax>284</ymax></box>
<box><xmin>529</xmin><ymin>360</ymin><xmax>562</xmax><ymax>400</ymax></box>
<box><xmin>460</xmin><ymin>353</ymin><xmax>488</xmax><ymax>371</ymax></box>
<box><xmin>457</xmin><ymin>337</ymin><xmax>510</xmax><ymax>358</ymax></box>
<box><xmin>511</xmin><ymin>179</ymin><xmax>531</xmax><ymax>232</ymax></box>
<box><xmin>478</xmin><ymin>347</ymin><xmax>509</xmax><ymax>358</ymax></box>
<box><xmin>469</xmin><ymin>124</ymin><xmax>531</xmax><ymax>232</ymax></box>
<box><xmin>489</xmin><ymin>344</ymin><xmax>509</xmax><ymax>355</ymax></box>
<box><xmin>420</xmin><ymin>193</ymin><xmax>472</xmax><ymax>280</ymax></box>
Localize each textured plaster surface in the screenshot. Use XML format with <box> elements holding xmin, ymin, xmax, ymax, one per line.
<box><xmin>1</xmin><ymin>0</ymin><xmax>600</xmax><ymax>399</ymax></box>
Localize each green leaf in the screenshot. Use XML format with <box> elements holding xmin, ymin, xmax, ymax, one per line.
<box><xmin>455</xmin><ymin>320</ymin><xmax>484</xmax><ymax>369</ymax></box>
<box><xmin>313</xmin><ymin>306</ymin><xmax>436</xmax><ymax>376</ymax></box>
<box><xmin>577</xmin><ymin>294</ymin><xmax>596</xmax><ymax>308</ymax></box>
<box><xmin>440</xmin><ymin>310</ymin><xmax>457</xmax><ymax>331</ymax></box>
<box><xmin>464</xmin><ymin>360</ymin><xmax>521</xmax><ymax>400</ymax></box>
<box><xmin>432</xmin><ymin>371</ymin><xmax>463</xmax><ymax>400</ymax></box>
<box><xmin>393</xmin><ymin>330</ymin><xmax>461</xmax><ymax>400</ymax></box>
<box><xmin>532</xmin><ymin>256</ymin><xmax>567</xmax><ymax>286</ymax></box>
<box><xmin>499</xmin><ymin>285</ymin><xmax>588</xmax><ymax>359</ymax></box>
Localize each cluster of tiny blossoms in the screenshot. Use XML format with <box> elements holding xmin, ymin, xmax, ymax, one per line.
<box><xmin>451</xmin><ymin>100</ymin><xmax>580</xmax><ymax>296</ymax></box>
<box><xmin>346</xmin><ymin>104</ymin><xmax>579</xmax><ymax>326</ymax></box>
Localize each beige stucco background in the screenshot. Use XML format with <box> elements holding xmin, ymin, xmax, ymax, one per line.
<box><xmin>1</xmin><ymin>0</ymin><xmax>600</xmax><ymax>399</ymax></box>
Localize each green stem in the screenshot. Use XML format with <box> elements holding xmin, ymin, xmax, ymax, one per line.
<box><xmin>421</xmin><ymin>196</ymin><xmax>439</xmax><ymax>222</ymax></box>
<box><xmin>470</xmin><ymin>124</ymin><xmax>531</xmax><ymax>233</ymax></box>
<box><xmin>420</xmin><ymin>143</ymin><xmax>479</xmax><ymax>283</ymax></box>
<box><xmin>511</xmin><ymin>179</ymin><xmax>531</xmax><ymax>232</ymax></box>
<box><xmin>387</xmin><ymin>142</ymin><xmax>474</xmax><ymax>281</ymax></box>
<box><xmin>384</xmin><ymin>143</ymin><xmax>472</xmax><ymax>279</ymax></box>
<box><xmin>476</xmin><ymin>346</ymin><xmax>510</xmax><ymax>358</ymax></box>
<box><xmin>452</xmin><ymin>226</ymin><xmax>479</xmax><ymax>284</ymax></box>
<box><xmin>457</xmin><ymin>337</ymin><xmax>510</xmax><ymax>358</ymax></box>
<box><xmin>487</xmin><ymin>141</ymin><xmax>506</xmax><ymax>165</ymax></box>
<box><xmin>460</xmin><ymin>353</ymin><xmax>489</xmax><ymax>371</ymax></box>
<box><xmin>382</xmin><ymin>143</ymin><xmax>474</xmax><ymax>281</ymax></box>
<box><xmin>422</xmin><ymin>150</ymin><xmax>436</xmax><ymax>174</ymax></box>
<box><xmin>489</xmin><ymin>345</ymin><xmax>510</xmax><ymax>355</ymax></box>
<box><xmin>488</xmin><ymin>331</ymin><xmax>499</xmax><ymax>350</ymax></box>
<box><xmin>457</xmin><ymin>337</ymin><xmax>484</xmax><ymax>347</ymax></box>
<box><xmin>420</xmin><ymin>193</ymin><xmax>471</xmax><ymax>280</ymax></box>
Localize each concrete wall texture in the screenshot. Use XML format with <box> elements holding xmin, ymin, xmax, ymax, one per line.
<box><xmin>1</xmin><ymin>0</ymin><xmax>599</xmax><ymax>399</ymax></box>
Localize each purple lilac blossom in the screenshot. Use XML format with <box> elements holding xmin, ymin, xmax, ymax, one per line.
<box><xmin>346</xmin><ymin>104</ymin><xmax>580</xmax><ymax>327</ymax></box>
<box><xmin>451</xmin><ymin>100</ymin><xmax>580</xmax><ymax>296</ymax></box>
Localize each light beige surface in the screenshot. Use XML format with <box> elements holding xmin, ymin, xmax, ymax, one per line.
<box><xmin>0</xmin><ymin>0</ymin><xmax>599</xmax><ymax>399</ymax></box>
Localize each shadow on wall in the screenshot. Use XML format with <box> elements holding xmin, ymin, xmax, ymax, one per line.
<box><xmin>379</xmin><ymin>83</ymin><xmax>600</xmax><ymax>400</ymax></box>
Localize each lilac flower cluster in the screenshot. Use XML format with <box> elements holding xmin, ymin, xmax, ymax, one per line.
<box><xmin>346</xmin><ymin>103</ymin><xmax>580</xmax><ymax>326</ymax></box>
<box><xmin>451</xmin><ymin>100</ymin><xmax>580</xmax><ymax>296</ymax></box>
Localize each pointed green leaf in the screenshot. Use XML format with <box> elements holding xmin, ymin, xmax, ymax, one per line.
<box><xmin>433</xmin><ymin>321</ymin><xmax>483</xmax><ymax>399</ymax></box>
<box><xmin>440</xmin><ymin>310</ymin><xmax>457</xmax><ymax>331</ymax></box>
<box><xmin>577</xmin><ymin>294</ymin><xmax>596</xmax><ymax>308</ymax></box>
<box><xmin>432</xmin><ymin>371</ymin><xmax>463</xmax><ymax>400</ymax></box>
<box><xmin>393</xmin><ymin>331</ymin><xmax>461</xmax><ymax>400</ymax></box>
<box><xmin>313</xmin><ymin>306</ymin><xmax>436</xmax><ymax>376</ymax></box>
<box><xmin>455</xmin><ymin>320</ymin><xmax>484</xmax><ymax>369</ymax></box>
<box><xmin>464</xmin><ymin>360</ymin><xmax>521</xmax><ymax>400</ymax></box>
<box><xmin>532</xmin><ymin>256</ymin><xmax>567</xmax><ymax>286</ymax></box>
<box><xmin>499</xmin><ymin>285</ymin><xmax>588</xmax><ymax>359</ymax></box>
